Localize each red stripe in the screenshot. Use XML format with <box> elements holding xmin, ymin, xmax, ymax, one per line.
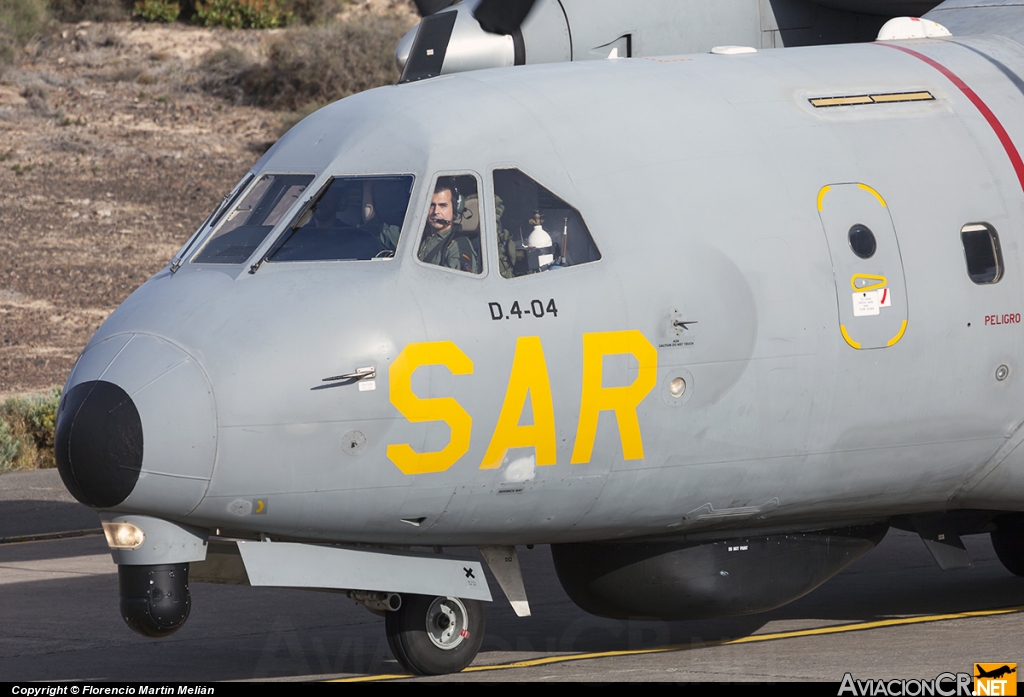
<box><xmin>880</xmin><ymin>43</ymin><xmax>1024</xmax><ymax>194</ymax></box>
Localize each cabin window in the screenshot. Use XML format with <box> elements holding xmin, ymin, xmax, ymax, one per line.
<box><xmin>492</xmin><ymin>168</ymin><xmax>601</xmax><ymax>279</ymax></box>
<box><xmin>416</xmin><ymin>174</ymin><xmax>483</xmax><ymax>275</ymax></box>
<box><xmin>848</xmin><ymin>224</ymin><xmax>876</xmax><ymax>259</ymax></box>
<box><xmin>193</xmin><ymin>173</ymin><xmax>314</xmax><ymax>264</ymax></box>
<box><xmin>961</xmin><ymin>223</ymin><xmax>1003</xmax><ymax>284</ymax></box>
<box><xmin>267</xmin><ymin>175</ymin><xmax>414</xmax><ymax>262</ymax></box>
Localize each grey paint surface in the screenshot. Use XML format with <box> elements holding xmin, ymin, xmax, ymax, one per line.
<box><xmin>236</xmin><ymin>540</ymin><xmax>492</xmax><ymax>601</ymax></box>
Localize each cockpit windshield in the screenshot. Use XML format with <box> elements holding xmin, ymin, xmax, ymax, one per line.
<box><xmin>267</xmin><ymin>175</ymin><xmax>415</xmax><ymax>262</ymax></box>
<box><xmin>192</xmin><ymin>173</ymin><xmax>314</xmax><ymax>264</ymax></box>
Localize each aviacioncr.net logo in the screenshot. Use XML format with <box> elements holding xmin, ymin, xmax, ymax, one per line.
<box><xmin>974</xmin><ymin>664</ymin><xmax>1017</xmax><ymax>696</ymax></box>
<box><xmin>838</xmin><ymin>672</ymin><xmax>973</xmax><ymax>696</ymax></box>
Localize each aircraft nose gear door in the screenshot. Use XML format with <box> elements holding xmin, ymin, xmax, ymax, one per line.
<box><xmin>817</xmin><ymin>183</ymin><xmax>908</xmax><ymax>350</ymax></box>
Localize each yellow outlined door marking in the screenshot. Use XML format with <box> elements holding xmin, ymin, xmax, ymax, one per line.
<box><xmin>887</xmin><ymin>319</ymin><xmax>908</xmax><ymax>347</ymax></box>
<box><xmin>818</xmin><ymin>183</ymin><xmax>908</xmax><ymax>350</ymax></box>
<box><xmin>851</xmin><ymin>274</ymin><xmax>887</xmax><ymax>292</ymax></box>
<box><xmin>840</xmin><ymin>325</ymin><xmax>861</xmax><ymax>349</ymax></box>
<box><xmin>858</xmin><ymin>182</ymin><xmax>888</xmax><ymax>207</ymax></box>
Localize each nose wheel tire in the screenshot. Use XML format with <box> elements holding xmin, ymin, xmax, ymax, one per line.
<box><xmin>385</xmin><ymin>595</ymin><xmax>485</xmax><ymax>675</ymax></box>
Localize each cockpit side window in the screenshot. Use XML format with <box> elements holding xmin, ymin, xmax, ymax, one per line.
<box><xmin>417</xmin><ymin>174</ymin><xmax>483</xmax><ymax>275</ymax></box>
<box><xmin>267</xmin><ymin>175</ymin><xmax>414</xmax><ymax>262</ymax></box>
<box><xmin>493</xmin><ymin>168</ymin><xmax>601</xmax><ymax>279</ymax></box>
<box><xmin>192</xmin><ymin>173</ymin><xmax>314</xmax><ymax>264</ymax></box>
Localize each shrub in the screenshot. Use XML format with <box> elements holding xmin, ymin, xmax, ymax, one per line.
<box><xmin>47</xmin><ymin>0</ymin><xmax>133</xmax><ymax>22</ymax></box>
<box><xmin>134</xmin><ymin>0</ymin><xmax>180</xmax><ymax>22</ymax></box>
<box><xmin>197</xmin><ymin>45</ymin><xmax>253</xmax><ymax>102</ymax></box>
<box><xmin>0</xmin><ymin>420</ymin><xmax>20</xmax><ymax>473</ymax></box>
<box><xmin>194</xmin><ymin>0</ymin><xmax>293</xmax><ymax>28</ymax></box>
<box><xmin>0</xmin><ymin>0</ymin><xmax>47</xmax><ymax>67</ymax></box>
<box><xmin>285</xmin><ymin>0</ymin><xmax>344</xmax><ymax>25</ymax></box>
<box><xmin>236</xmin><ymin>15</ymin><xmax>407</xmax><ymax>110</ymax></box>
<box><xmin>0</xmin><ymin>387</ymin><xmax>61</xmax><ymax>471</ymax></box>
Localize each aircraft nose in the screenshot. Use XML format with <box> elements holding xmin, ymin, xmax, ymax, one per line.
<box><xmin>56</xmin><ymin>380</ymin><xmax>143</xmax><ymax>508</ymax></box>
<box><xmin>56</xmin><ymin>334</ymin><xmax>217</xmax><ymax>514</ymax></box>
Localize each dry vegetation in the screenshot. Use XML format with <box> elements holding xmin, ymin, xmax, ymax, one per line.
<box><xmin>0</xmin><ymin>1</ymin><xmax>417</xmax><ymax>468</ymax></box>
<box><xmin>0</xmin><ymin>388</ymin><xmax>59</xmax><ymax>472</ymax></box>
<box><xmin>201</xmin><ymin>14</ymin><xmax>409</xmax><ymax>110</ymax></box>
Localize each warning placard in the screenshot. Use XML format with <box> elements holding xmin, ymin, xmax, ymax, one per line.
<box><xmin>852</xmin><ymin>288</ymin><xmax>891</xmax><ymax>316</ymax></box>
<box><xmin>853</xmin><ymin>292</ymin><xmax>880</xmax><ymax>316</ymax></box>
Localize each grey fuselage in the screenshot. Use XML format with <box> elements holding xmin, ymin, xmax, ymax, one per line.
<box><xmin>64</xmin><ymin>27</ymin><xmax>1024</xmax><ymax>548</ymax></box>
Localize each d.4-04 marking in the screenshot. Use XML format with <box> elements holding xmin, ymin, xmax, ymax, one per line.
<box><xmin>489</xmin><ymin>299</ymin><xmax>558</xmax><ymax>320</ymax></box>
<box><xmin>386</xmin><ymin>330</ymin><xmax>658</xmax><ymax>475</ymax></box>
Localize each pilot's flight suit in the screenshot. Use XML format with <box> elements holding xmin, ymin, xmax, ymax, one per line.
<box><xmin>493</xmin><ymin>196</ymin><xmax>518</xmax><ymax>279</ymax></box>
<box><xmin>361</xmin><ymin>215</ymin><xmax>401</xmax><ymax>253</ymax></box>
<box><xmin>418</xmin><ymin>224</ymin><xmax>479</xmax><ymax>273</ymax></box>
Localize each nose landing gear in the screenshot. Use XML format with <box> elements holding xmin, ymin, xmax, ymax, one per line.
<box><xmin>385</xmin><ymin>595</ymin><xmax>485</xmax><ymax>675</ymax></box>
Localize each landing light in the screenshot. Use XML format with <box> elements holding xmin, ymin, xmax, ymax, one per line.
<box><xmin>669</xmin><ymin>377</ymin><xmax>687</xmax><ymax>398</ymax></box>
<box><xmin>102</xmin><ymin>521</ymin><xmax>146</xmax><ymax>549</ymax></box>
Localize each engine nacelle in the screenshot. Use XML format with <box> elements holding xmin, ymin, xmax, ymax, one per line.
<box><xmin>551</xmin><ymin>523</ymin><xmax>888</xmax><ymax>621</ymax></box>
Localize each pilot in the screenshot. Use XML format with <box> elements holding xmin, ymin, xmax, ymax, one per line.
<box><xmin>307</xmin><ymin>183</ymin><xmax>382</xmax><ymax>260</ymax></box>
<box><xmin>494</xmin><ymin>195</ymin><xmax>519</xmax><ymax>279</ymax></box>
<box><xmin>418</xmin><ymin>179</ymin><xmax>479</xmax><ymax>273</ymax></box>
<box><xmin>310</xmin><ymin>186</ymin><xmax>343</xmax><ymax>228</ymax></box>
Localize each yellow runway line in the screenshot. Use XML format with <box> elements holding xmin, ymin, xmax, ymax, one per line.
<box><xmin>332</xmin><ymin>605</ymin><xmax>1024</xmax><ymax>682</ymax></box>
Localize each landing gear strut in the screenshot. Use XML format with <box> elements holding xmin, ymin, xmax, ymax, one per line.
<box><xmin>385</xmin><ymin>595</ymin><xmax>485</xmax><ymax>675</ymax></box>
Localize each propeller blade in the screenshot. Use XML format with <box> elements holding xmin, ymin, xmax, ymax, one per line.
<box><xmin>413</xmin><ymin>0</ymin><xmax>458</xmax><ymax>17</ymax></box>
<box><xmin>474</xmin><ymin>0</ymin><xmax>537</xmax><ymax>35</ymax></box>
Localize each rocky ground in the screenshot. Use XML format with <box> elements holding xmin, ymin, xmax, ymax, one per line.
<box><xmin>0</xmin><ymin>2</ymin><xmax>414</xmax><ymax>399</ymax></box>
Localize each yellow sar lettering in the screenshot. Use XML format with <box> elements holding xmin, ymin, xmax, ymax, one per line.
<box><xmin>387</xmin><ymin>331</ymin><xmax>658</xmax><ymax>475</ymax></box>
<box><xmin>481</xmin><ymin>335</ymin><xmax>557</xmax><ymax>469</ymax></box>
<box><xmin>571</xmin><ymin>330</ymin><xmax>659</xmax><ymax>464</ymax></box>
<box><xmin>387</xmin><ymin>341</ymin><xmax>474</xmax><ymax>475</ymax></box>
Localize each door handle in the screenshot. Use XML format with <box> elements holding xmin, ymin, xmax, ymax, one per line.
<box><xmin>322</xmin><ymin>366</ymin><xmax>376</xmax><ymax>382</ymax></box>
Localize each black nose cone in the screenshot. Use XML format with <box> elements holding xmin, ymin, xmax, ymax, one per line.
<box><xmin>56</xmin><ymin>380</ymin><xmax>143</xmax><ymax>508</ymax></box>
